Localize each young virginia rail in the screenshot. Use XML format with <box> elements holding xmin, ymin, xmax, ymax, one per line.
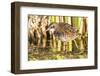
<box><xmin>46</xmin><ymin>23</ymin><xmax>79</xmax><ymax>42</ymax></box>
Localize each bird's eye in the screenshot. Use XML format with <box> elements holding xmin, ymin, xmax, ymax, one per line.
<box><xmin>51</xmin><ymin>27</ymin><xmax>53</xmax><ymax>28</ymax></box>
<box><xmin>51</xmin><ymin>26</ymin><xmax>55</xmax><ymax>28</ymax></box>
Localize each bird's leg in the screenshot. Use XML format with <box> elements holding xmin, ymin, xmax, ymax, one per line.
<box><xmin>73</xmin><ymin>40</ymin><xmax>79</xmax><ymax>49</ymax></box>
<box><xmin>52</xmin><ymin>34</ymin><xmax>56</xmax><ymax>48</ymax></box>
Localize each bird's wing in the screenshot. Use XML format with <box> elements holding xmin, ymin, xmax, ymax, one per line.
<box><xmin>63</xmin><ymin>23</ymin><xmax>78</xmax><ymax>34</ymax></box>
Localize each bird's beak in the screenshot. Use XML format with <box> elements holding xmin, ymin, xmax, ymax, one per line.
<box><xmin>45</xmin><ymin>28</ymin><xmax>50</xmax><ymax>32</ymax></box>
<box><xmin>42</xmin><ymin>28</ymin><xmax>49</xmax><ymax>33</ymax></box>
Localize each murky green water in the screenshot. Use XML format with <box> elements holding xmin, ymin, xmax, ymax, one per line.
<box><xmin>28</xmin><ymin>45</ymin><xmax>87</xmax><ymax>61</ymax></box>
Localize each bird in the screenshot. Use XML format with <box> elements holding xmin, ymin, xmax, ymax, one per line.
<box><xmin>46</xmin><ymin>22</ymin><xmax>79</xmax><ymax>42</ymax></box>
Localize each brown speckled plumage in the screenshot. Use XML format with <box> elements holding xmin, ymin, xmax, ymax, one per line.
<box><xmin>47</xmin><ymin>23</ymin><xmax>79</xmax><ymax>42</ymax></box>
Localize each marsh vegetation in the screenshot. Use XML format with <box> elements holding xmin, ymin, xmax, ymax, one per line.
<box><xmin>28</xmin><ymin>15</ymin><xmax>88</xmax><ymax>61</ymax></box>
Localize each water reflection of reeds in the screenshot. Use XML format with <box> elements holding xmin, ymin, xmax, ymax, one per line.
<box><xmin>28</xmin><ymin>41</ymin><xmax>88</xmax><ymax>60</ymax></box>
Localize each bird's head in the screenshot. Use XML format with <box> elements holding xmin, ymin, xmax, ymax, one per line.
<box><xmin>46</xmin><ymin>23</ymin><xmax>57</xmax><ymax>33</ymax></box>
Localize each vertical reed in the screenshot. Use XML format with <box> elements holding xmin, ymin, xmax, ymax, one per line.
<box><xmin>71</xmin><ymin>17</ymin><xmax>80</xmax><ymax>52</ymax></box>
<box><xmin>52</xmin><ymin>16</ymin><xmax>57</xmax><ymax>48</ymax></box>
<box><xmin>67</xmin><ymin>17</ymin><xmax>72</xmax><ymax>52</ymax></box>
